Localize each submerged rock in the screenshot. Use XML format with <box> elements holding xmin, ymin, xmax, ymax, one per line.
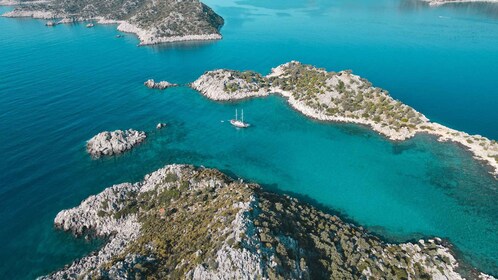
<box><xmin>144</xmin><ymin>79</ymin><xmax>177</xmax><ymax>90</ymax></box>
<box><xmin>86</xmin><ymin>129</ymin><xmax>146</xmax><ymax>158</ymax></box>
<box><xmin>40</xmin><ymin>164</ymin><xmax>495</xmax><ymax>279</ymax></box>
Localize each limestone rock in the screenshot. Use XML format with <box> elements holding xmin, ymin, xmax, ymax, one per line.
<box><xmin>144</xmin><ymin>79</ymin><xmax>176</xmax><ymax>90</ymax></box>
<box><xmin>86</xmin><ymin>129</ymin><xmax>146</xmax><ymax>158</ymax></box>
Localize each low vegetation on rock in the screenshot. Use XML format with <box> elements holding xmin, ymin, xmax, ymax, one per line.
<box><xmin>3</xmin><ymin>0</ymin><xmax>224</xmax><ymax>45</ymax></box>
<box><xmin>191</xmin><ymin>61</ymin><xmax>498</xmax><ymax>178</ymax></box>
<box><xmin>41</xmin><ymin>164</ymin><xmax>493</xmax><ymax>279</ymax></box>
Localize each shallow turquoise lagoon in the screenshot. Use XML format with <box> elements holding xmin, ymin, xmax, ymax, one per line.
<box><xmin>0</xmin><ymin>0</ymin><xmax>497</xmax><ymax>278</ymax></box>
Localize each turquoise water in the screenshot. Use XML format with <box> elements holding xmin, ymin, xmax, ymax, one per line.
<box><xmin>1</xmin><ymin>0</ymin><xmax>498</xmax><ymax>278</ymax></box>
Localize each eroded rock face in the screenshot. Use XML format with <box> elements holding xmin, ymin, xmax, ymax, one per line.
<box><xmin>40</xmin><ymin>164</ymin><xmax>495</xmax><ymax>279</ymax></box>
<box><xmin>144</xmin><ymin>79</ymin><xmax>176</xmax><ymax>90</ymax></box>
<box><xmin>86</xmin><ymin>129</ymin><xmax>146</xmax><ymax>158</ymax></box>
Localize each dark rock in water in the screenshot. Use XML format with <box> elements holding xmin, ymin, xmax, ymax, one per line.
<box><xmin>156</xmin><ymin>123</ymin><xmax>167</xmax><ymax>129</ymax></box>
<box><xmin>45</xmin><ymin>21</ymin><xmax>55</xmax><ymax>26</ymax></box>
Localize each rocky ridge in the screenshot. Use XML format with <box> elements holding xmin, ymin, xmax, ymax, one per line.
<box><xmin>2</xmin><ymin>0</ymin><xmax>224</xmax><ymax>45</ymax></box>
<box><xmin>191</xmin><ymin>61</ymin><xmax>498</xmax><ymax>178</ymax></box>
<box><xmin>86</xmin><ymin>129</ymin><xmax>146</xmax><ymax>158</ymax></box>
<box><xmin>40</xmin><ymin>164</ymin><xmax>495</xmax><ymax>279</ymax></box>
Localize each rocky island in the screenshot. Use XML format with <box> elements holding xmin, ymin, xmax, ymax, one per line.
<box><xmin>86</xmin><ymin>129</ymin><xmax>146</xmax><ymax>158</ymax></box>
<box><xmin>2</xmin><ymin>0</ymin><xmax>224</xmax><ymax>45</ymax></box>
<box><xmin>41</xmin><ymin>164</ymin><xmax>494</xmax><ymax>279</ymax></box>
<box><xmin>191</xmin><ymin>61</ymin><xmax>498</xmax><ymax>179</ymax></box>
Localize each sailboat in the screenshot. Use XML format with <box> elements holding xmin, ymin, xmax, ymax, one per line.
<box><xmin>230</xmin><ymin>109</ymin><xmax>250</xmax><ymax>128</ymax></box>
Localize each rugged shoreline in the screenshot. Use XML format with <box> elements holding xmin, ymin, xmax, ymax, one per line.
<box><xmin>40</xmin><ymin>164</ymin><xmax>496</xmax><ymax>279</ymax></box>
<box><xmin>2</xmin><ymin>0</ymin><xmax>224</xmax><ymax>45</ymax></box>
<box><xmin>191</xmin><ymin>61</ymin><xmax>498</xmax><ymax>179</ymax></box>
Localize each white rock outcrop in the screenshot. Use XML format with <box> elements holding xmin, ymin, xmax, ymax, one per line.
<box><xmin>144</xmin><ymin>79</ymin><xmax>176</xmax><ymax>90</ymax></box>
<box><xmin>86</xmin><ymin>129</ymin><xmax>146</xmax><ymax>158</ymax></box>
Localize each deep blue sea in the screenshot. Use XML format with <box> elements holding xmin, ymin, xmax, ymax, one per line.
<box><xmin>1</xmin><ymin>0</ymin><xmax>497</xmax><ymax>278</ymax></box>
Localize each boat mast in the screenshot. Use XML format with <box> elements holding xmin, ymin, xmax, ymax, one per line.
<box><xmin>242</xmin><ymin>109</ymin><xmax>244</xmax><ymax>122</ymax></box>
<box><xmin>235</xmin><ymin>109</ymin><xmax>238</xmax><ymax>121</ymax></box>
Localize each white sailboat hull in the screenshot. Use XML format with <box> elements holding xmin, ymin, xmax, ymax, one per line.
<box><xmin>230</xmin><ymin>119</ymin><xmax>250</xmax><ymax>128</ymax></box>
<box><xmin>231</xmin><ymin>109</ymin><xmax>250</xmax><ymax>128</ymax></box>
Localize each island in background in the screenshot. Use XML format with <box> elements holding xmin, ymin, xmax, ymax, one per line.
<box><xmin>41</xmin><ymin>164</ymin><xmax>495</xmax><ymax>279</ymax></box>
<box><xmin>423</xmin><ymin>0</ymin><xmax>498</xmax><ymax>6</ymax></box>
<box><xmin>2</xmin><ymin>0</ymin><xmax>224</xmax><ymax>45</ymax></box>
<box><xmin>191</xmin><ymin>61</ymin><xmax>498</xmax><ymax>179</ymax></box>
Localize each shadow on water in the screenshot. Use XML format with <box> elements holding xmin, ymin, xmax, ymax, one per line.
<box><xmin>251</xmin><ymin>179</ymin><xmax>497</xmax><ymax>278</ymax></box>
<box><xmin>333</xmin><ymin>123</ymin><xmax>375</xmax><ymax>139</ymax></box>
<box><xmin>392</xmin><ymin>141</ymin><xmax>418</xmax><ymax>155</ymax></box>
<box><xmin>148</xmin><ymin>39</ymin><xmax>220</xmax><ymax>52</ymax></box>
<box><xmin>256</xmin><ymin>181</ymin><xmax>423</xmax><ymax>242</ymax></box>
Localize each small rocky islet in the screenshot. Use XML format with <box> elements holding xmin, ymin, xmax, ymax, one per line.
<box><xmin>41</xmin><ymin>164</ymin><xmax>494</xmax><ymax>279</ymax></box>
<box><xmin>144</xmin><ymin>79</ymin><xmax>177</xmax><ymax>90</ymax></box>
<box><xmin>86</xmin><ymin>129</ymin><xmax>146</xmax><ymax>158</ymax></box>
<box><xmin>191</xmin><ymin>61</ymin><xmax>498</xmax><ymax>179</ymax></box>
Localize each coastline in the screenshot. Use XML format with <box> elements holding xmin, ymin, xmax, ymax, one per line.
<box><xmin>1</xmin><ymin>0</ymin><xmax>497</xmax><ymax>278</ymax></box>
<box><xmin>39</xmin><ymin>164</ymin><xmax>496</xmax><ymax>279</ymax></box>
<box><xmin>191</xmin><ymin>62</ymin><xmax>498</xmax><ymax>179</ymax></box>
<box><xmin>2</xmin><ymin>11</ymin><xmax>222</xmax><ymax>46</ymax></box>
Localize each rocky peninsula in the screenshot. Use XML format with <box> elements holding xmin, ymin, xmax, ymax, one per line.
<box><xmin>2</xmin><ymin>0</ymin><xmax>224</xmax><ymax>45</ymax></box>
<box><xmin>144</xmin><ymin>79</ymin><xmax>177</xmax><ymax>90</ymax></box>
<box><xmin>86</xmin><ymin>129</ymin><xmax>146</xmax><ymax>158</ymax></box>
<box><xmin>191</xmin><ymin>61</ymin><xmax>498</xmax><ymax>179</ymax></box>
<box><xmin>41</xmin><ymin>164</ymin><xmax>494</xmax><ymax>279</ymax></box>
